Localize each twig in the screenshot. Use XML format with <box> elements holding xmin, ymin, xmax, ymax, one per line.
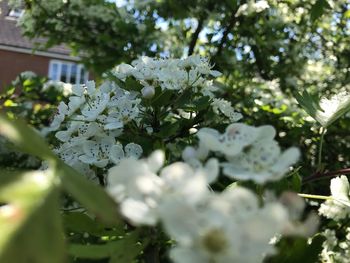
<box><xmin>215</xmin><ymin>10</ymin><xmax>239</xmax><ymax>57</ymax></box>
<box><xmin>317</xmin><ymin>127</ymin><xmax>327</xmax><ymax>170</ymax></box>
<box><xmin>188</xmin><ymin>16</ymin><xmax>205</xmax><ymax>56</ymax></box>
<box><xmin>303</xmin><ymin>168</ymin><xmax>350</xmax><ymax>184</ymax></box>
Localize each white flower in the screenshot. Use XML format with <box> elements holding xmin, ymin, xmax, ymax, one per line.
<box><xmin>20</xmin><ymin>71</ymin><xmax>37</xmax><ymax>79</ymax></box>
<box><xmin>222</xmin><ymin>139</ymin><xmax>300</xmax><ymax>183</ymax></box>
<box><xmin>103</xmin><ymin>118</ymin><xmax>124</xmax><ymax>130</ymax></box>
<box><xmin>79</xmin><ymin>137</ymin><xmax>116</xmax><ymax>168</ymax></box>
<box><xmin>68</xmin><ymin>96</ymin><xmax>86</xmax><ymax>115</ymax></box>
<box><xmin>78</xmin><ymin>137</ymin><xmax>143</xmax><ymax>168</ymax></box>
<box><xmin>55</xmin><ymin>122</ymin><xmax>80</xmax><ymax>142</ymax></box>
<box><xmin>111</xmin><ymin>55</ymin><xmax>222</xmax><ymax>93</ymax></box>
<box><xmin>44</xmin><ymin>80</ymin><xmax>143</xmax><ymax>176</ymax></box>
<box><xmin>124</xmin><ymin>143</ymin><xmax>143</xmax><ymax>159</ymax></box>
<box><xmin>196</xmin><ymin>123</ymin><xmax>299</xmax><ymax>183</ymax></box>
<box><xmin>42</xmin><ymin>80</ymin><xmax>73</xmax><ymax>96</ymax></box>
<box><xmin>315</xmin><ymin>91</ymin><xmax>350</xmax><ymax>127</ymax></box>
<box><xmin>320</xmin><ymin>228</ymin><xmax>350</xmax><ymax>263</ymax></box>
<box><xmin>160</xmin><ymin>162</ymin><xmax>212</xmax><ymax>204</ymax></box>
<box><xmin>160</xmin><ymin>187</ymin><xmax>288</xmax><ymax>263</ymax></box>
<box><xmin>211</xmin><ymin>98</ymin><xmax>242</xmax><ymax>122</ymax></box>
<box><xmin>77</xmin><ymin>122</ymin><xmax>103</xmax><ymax>138</ymax></box>
<box><xmin>319</xmin><ymin>176</ymin><xmax>350</xmax><ymax>220</ymax></box>
<box><xmin>108</xmin><ymin>94</ymin><xmax>141</xmax><ymax>125</ymax></box>
<box><xmin>41</xmin><ymin>102</ymin><xmax>68</xmax><ymax>134</ymax></box>
<box><xmin>181</xmin><ymin>147</ymin><xmax>219</xmax><ymax>184</ymax></box>
<box><xmin>81</xmin><ymin>91</ymin><xmax>110</xmax><ymax>121</ymax></box>
<box><xmin>182</xmin><ymin>146</ymin><xmax>198</xmax><ymax>160</ymax></box>
<box><xmin>331</xmin><ymin>175</ymin><xmax>350</xmax><ymax>203</ymax></box>
<box><xmin>107</xmin><ymin>151</ymin><xmax>165</xmax><ymax>225</ymax></box>
<box><xmin>141</xmin><ymin>86</ymin><xmax>155</xmax><ymax>99</ymax></box>
<box><xmin>197</xmin><ymin>123</ymin><xmax>268</xmax><ymax>157</ymax></box>
<box><xmin>113</xmin><ymin>63</ymin><xmax>134</xmax><ymax>79</ymax></box>
<box><xmin>72</xmin><ymin>84</ymin><xmax>85</xmax><ymax>96</ymax></box>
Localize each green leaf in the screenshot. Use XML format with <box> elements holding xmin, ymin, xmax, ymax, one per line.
<box><xmin>152</xmin><ymin>89</ymin><xmax>174</xmax><ymax>107</ymax></box>
<box><xmin>344</xmin><ymin>9</ymin><xmax>350</xmax><ymax>19</ymax></box>
<box><xmin>193</xmin><ymin>96</ymin><xmax>211</xmax><ymax>111</ymax></box>
<box><xmin>265</xmin><ymin>235</ymin><xmax>325</xmax><ymax>263</ymax></box>
<box><xmin>173</xmin><ymin>89</ymin><xmax>192</xmax><ymax>108</ymax></box>
<box><xmin>0</xmin><ymin>114</ymin><xmax>55</xmax><ymax>161</ymax></box>
<box><xmin>0</xmin><ymin>114</ymin><xmax>121</xmax><ymax>225</ymax></box>
<box><xmin>68</xmin><ymin>231</ymin><xmax>143</xmax><ymax>262</ymax></box>
<box><xmin>63</xmin><ymin>211</ymin><xmax>124</xmax><ymax>237</ymax></box>
<box><xmin>125</xmin><ymin>76</ymin><xmax>143</xmax><ymax>92</ymax></box>
<box><xmin>293</xmin><ymin>90</ymin><xmax>321</xmax><ymax>120</ymax></box>
<box><xmin>157</xmin><ymin>121</ymin><xmax>180</xmax><ymax>138</ymax></box>
<box><xmin>310</xmin><ymin>0</ymin><xmax>332</xmax><ymax>21</ymax></box>
<box><xmin>0</xmin><ymin>170</ymin><xmax>66</xmax><ymax>263</ymax></box>
<box><xmin>57</xmin><ymin>162</ymin><xmax>121</xmax><ymax>226</ymax></box>
<box><xmin>290</xmin><ymin>172</ymin><xmax>302</xmax><ymax>192</ymax></box>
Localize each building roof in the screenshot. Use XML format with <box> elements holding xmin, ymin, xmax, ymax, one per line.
<box><xmin>0</xmin><ymin>1</ymin><xmax>72</xmax><ymax>56</ymax></box>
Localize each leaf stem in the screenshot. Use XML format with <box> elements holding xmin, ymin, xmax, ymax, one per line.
<box><xmin>298</xmin><ymin>193</ymin><xmax>330</xmax><ymax>200</ymax></box>
<box><xmin>317</xmin><ymin>127</ymin><xmax>327</xmax><ymax>170</ymax></box>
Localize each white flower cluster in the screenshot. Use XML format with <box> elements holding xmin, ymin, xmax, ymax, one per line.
<box><xmin>107</xmin><ymin>150</ymin><xmax>305</xmax><ymax>263</ymax></box>
<box><xmin>12</xmin><ymin>71</ymin><xmax>37</xmax><ymax>86</ymax></box>
<box><xmin>318</xmin><ymin>176</ymin><xmax>350</xmax><ymax>262</ymax></box>
<box><xmin>211</xmin><ymin>98</ymin><xmax>243</xmax><ymax>122</ymax></box>
<box><xmin>186</xmin><ymin>123</ymin><xmax>300</xmax><ymax>183</ymax></box>
<box><xmin>113</xmin><ymin>55</ymin><xmax>221</xmax><ymax>95</ymax></box>
<box><xmin>112</xmin><ymin>55</ymin><xmax>242</xmax><ymax>121</ymax></box>
<box><xmin>319</xmin><ymin>175</ymin><xmax>350</xmax><ymax>221</ymax></box>
<box><xmin>321</xmin><ymin>228</ymin><xmax>350</xmax><ymax>263</ymax></box>
<box><xmin>43</xmin><ymin>81</ymin><xmax>142</xmax><ymax>178</ymax></box>
<box><xmin>42</xmin><ymin>80</ymin><xmax>73</xmax><ymax>97</ymax></box>
<box><xmin>42</xmin><ymin>55</ymin><xmax>242</xmax><ymax>178</ymax></box>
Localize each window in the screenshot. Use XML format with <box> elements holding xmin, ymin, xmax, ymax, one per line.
<box><xmin>48</xmin><ymin>60</ymin><xmax>89</xmax><ymax>85</ymax></box>
<box><xmin>7</xmin><ymin>8</ymin><xmax>24</xmax><ymax>19</ymax></box>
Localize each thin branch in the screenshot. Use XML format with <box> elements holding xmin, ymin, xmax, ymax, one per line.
<box><xmin>188</xmin><ymin>16</ymin><xmax>205</xmax><ymax>56</ymax></box>
<box><xmin>317</xmin><ymin>127</ymin><xmax>326</xmax><ymax>170</ymax></box>
<box><xmin>251</xmin><ymin>44</ymin><xmax>272</xmax><ymax>80</ymax></box>
<box><xmin>144</xmin><ymin>244</ymin><xmax>160</xmax><ymax>263</ymax></box>
<box><xmin>215</xmin><ymin>10</ymin><xmax>239</xmax><ymax>57</ymax></box>
<box><xmin>302</xmin><ymin>168</ymin><xmax>350</xmax><ymax>184</ymax></box>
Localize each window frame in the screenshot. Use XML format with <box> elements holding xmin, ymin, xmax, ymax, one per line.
<box><xmin>6</xmin><ymin>8</ymin><xmax>24</xmax><ymax>20</ymax></box>
<box><xmin>48</xmin><ymin>60</ymin><xmax>89</xmax><ymax>85</ymax></box>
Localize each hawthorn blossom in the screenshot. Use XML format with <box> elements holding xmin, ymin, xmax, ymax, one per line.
<box><xmin>160</xmin><ymin>187</ymin><xmax>289</xmax><ymax>263</ymax></box>
<box><xmin>321</xmin><ymin>228</ymin><xmax>350</xmax><ymax>263</ymax></box>
<box><xmin>211</xmin><ymin>98</ymin><xmax>243</xmax><ymax>122</ymax></box>
<box><xmin>196</xmin><ymin>123</ymin><xmax>268</xmax><ymax>157</ymax></box>
<box><xmin>315</xmin><ymin>92</ymin><xmax>350</xmax><ymax>127</ymax></box>
<box><xmin>112</xmin><ymin>55</ymin><xmax>221</xmax><ymax>95</ymax></box>
<box><xmin>319</xmin><ymin>175</ymin><xmax>350</xmax><ymax>220</ymax></box>
<box><xmin>196</xmin><ymin>123</ymin><xmax>299</xmax><ymax>183</ymax></box>
<box><xmin>107</xmin><ymin>151</ymin><xmax>165</xmax><ymax>225</ymax></box>
<box><xmin>43</xmin><ymin>80</ymin><xmax>143</xmax><ymax>178</ymax></box>
<box><xmin>222</xmin><ymin>140</ymin><xmax>300</xmax><ymax>183</ymax></box>
<box><xmin>107</xmin><ymin>150</ymin><xmax>219</xmax><ymax>225</ymax></box>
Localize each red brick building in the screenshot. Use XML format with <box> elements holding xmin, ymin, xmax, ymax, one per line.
<box><xmin>0</xmin><ymin>1</ymin><xmax>88</xmax><ymax>89</ymax></box>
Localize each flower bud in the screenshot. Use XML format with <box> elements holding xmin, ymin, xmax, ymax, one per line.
<box><xmin>141</xmin><ymin>86</ymin><xmax>155</xmax><ymax>99</ymax></box>
<box><xmin>182</xmin><ymin>146</ymin><xmax>197</xmax><ymax>160</ymax></box>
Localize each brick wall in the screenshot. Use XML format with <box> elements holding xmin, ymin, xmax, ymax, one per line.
<box><xmin>0</xmin><ymin>49</ymin><xmax>51</xmax><ymax>89</ymax></box>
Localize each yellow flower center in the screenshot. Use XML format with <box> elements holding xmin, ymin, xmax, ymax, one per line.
<box><xmin>201</xmin><ymin>228</ymin><xmax>228</xmax><ymax>254</ymax></box>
